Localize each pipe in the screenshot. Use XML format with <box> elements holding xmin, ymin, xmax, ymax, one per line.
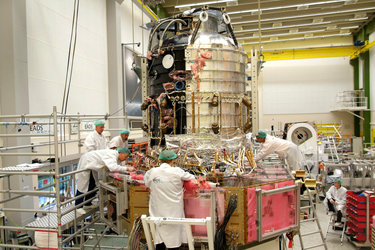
<box><xmin>0</xmin><ymin>139</ymin><xmax>79</xmax><ymax>151</ymax></box>
<box><xmin>192</xmin><ymin>92</ymin><xmax>195</xmax><ymax>133</ymax></box>
<box><xmin>159</xmin><ymin>19</ymin><xmax>187</xmax><ymax>51</ymax></box>
<box><xmin>0</xmin><ymin>134</ymin><xmax>54</xmax><ymax>137</ymax></box>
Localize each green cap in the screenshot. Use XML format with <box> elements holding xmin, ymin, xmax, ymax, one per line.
<box><xmin>117</xmin><ymin>148</ymin><xmax>131</xmax><ymax>155</ymax></box>
<box><xmin>334</xmin><ymin>178</ymin><xmax>342</xmax><ymax>185</ymax></box>
<box><xmin>94</xmin><ymin>120</ymin><xmax>105</xmax><ymax>126</ymax></box>
<box><xmin>120</xmin><ymin>129</ymin><xmax>130</xmax><ymax>135</ymax></box>
<box><xmin>158</xmin><ymin>150</ymin><xmax>177</xmax><ymax>160</ymax></box>
<box><xmin>256</xmin><ymin>130</ymin><xmax>267</xmax><ymax>139</ymax></box>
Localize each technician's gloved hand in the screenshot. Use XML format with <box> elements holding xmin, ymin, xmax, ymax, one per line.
<box><xmin>127</xmin><ymin>166</ymin><xmax>136</xmax><ymax>172</ymax></box>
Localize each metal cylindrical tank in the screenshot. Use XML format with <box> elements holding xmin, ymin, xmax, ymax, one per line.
<box><xmin>185</xmin><ymin>10</ymin><xmax>248</xmax><ymax>134</ymax></box>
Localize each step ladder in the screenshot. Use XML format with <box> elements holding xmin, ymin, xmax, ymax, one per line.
<box><xmin>298</xmin><ymin>189</ymin><xmax>328</xmax><ymax>250</ymax></box>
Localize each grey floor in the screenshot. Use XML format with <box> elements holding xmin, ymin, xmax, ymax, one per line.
<box><xmin>292</xmin><ymin>201</ymin><xmax>370</xmax><ymax>250</ymax></box>
<box><xmin>77</xmin><ymin>201</ymin><xmax>371</xmax><ymax>250</ymax></box>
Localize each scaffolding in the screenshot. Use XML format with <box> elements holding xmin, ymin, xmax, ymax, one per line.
<box><xmin>0</xmin><ymin>106</ymin><xmax>135</xmax><ymax>249</ymax></box>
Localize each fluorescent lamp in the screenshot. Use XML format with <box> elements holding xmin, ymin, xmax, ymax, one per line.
<box><xmin>175</xmin><ymin>0</ymin><xmax>237</xmax><ymax>9</ymax></box>
<box><xmin>348</xmin><ymin>17</ymin><xmax>368</xmax><ymax>21</ymax></box>
<box><xmin>238</xmin><ymin>29</ymin><xmax>326</xmax><ymax>39</ymax></box>
<box><xmin>228</xmin><ymin>0</ymin><xmax>347</xmax><ymax>15</ymax></box>
<box><xmin>240</xmin><ymin>33</ymin><xmax>351</xmax><ymax>45</ymax></box>
<box><xmin>235</xmin><ymin>21</ymin><xmax>332</xmax><ymax>33</ymax></box>
<box><xmin>340</xmin><ymin>25</ymin><xmax>359</xmax><ymax>29</ymax></box>
<box><xmin>232</xmin><ymin>7</ymin><xmax>375</xmax><ymax>25</ymax></box>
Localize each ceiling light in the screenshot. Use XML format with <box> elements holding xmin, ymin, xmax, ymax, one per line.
<box><xmin>240</xmin><ymin>33</ymin><xmax>351</xmax><ymax>45</ymax></box>
<box><xmin>228</xmin><ymin>0</ymin><xmax>347</xmax><ymax>15</ymax></box>
<box><xmin>344</xmin><ymin>0</ymin><xmax>358</xmax><ymax>4</ymax></box>
<box><xmin>348</xmin><ymin>17</ymin><xmax>368</xmax><ymax>21</ymax></box>
<box><xmin>175</xmin><ymin>0</ymin><xmax>237</xmax><ymax>9</ymax></box>
<box><xmin>313</xmin><ymin>18</ymin><xmax>324</xmax><ymax>23</ymax></box>
<box><xmin>232</xmin><ymin>7</ymin><xmax>375</xmax><ymax>25</ymax></box>
<box><xmin>297</xmin><ymin>5</ymin><xmax>309</xmax><ymax>10</ymax></box>
<box><xmin>340</xmin><ymin>25</ymin><xmax>359</xmax><ymax>29</ymax></box>
<box><xmin>354</xmin><ymin>13</ymin><xmax>367</xmax><ymax>18</ymax></box>
<box><xmin>273</xmin><ymin>22</ymin><xmax>282</xmax><ymax>27</ymax></box>
<box><xmin>234</xmin><ymin>21</ymin><xmax>331</xmax><ymax>33</ymax></box>
<box><xmin>238</xmin><ymin>29</ymin><xmax>326</xmax><ymax>40</ymax></box>
<box><xmin>327</xmin><ymin>25</ymin><xmax>337</xmax><ymax>30</ymax></box>
<box><xmin>226</xmin><ymin>0</ymin><xmax>238</xmax><ymax>6</ymax></box>
<box><xmin>289</xmin><ymin>28</ymin><xmax>299</xmax><ymax>33</ymax></box>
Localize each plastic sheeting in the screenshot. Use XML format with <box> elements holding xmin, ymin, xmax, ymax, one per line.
<box><xmin>247</xmin><ymin>180</ymin><xmax>296</xmax><ymax>243</ymax></box>
<box><xmin>184</xmin><ymin>190</ymin><xmax>225</xmax><ymax>236</ymax></box>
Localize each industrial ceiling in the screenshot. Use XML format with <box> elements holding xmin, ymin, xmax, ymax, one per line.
<box><xmin>158</xmin><ymin>0</ymin><xmax>375</xmax><ymax>47</ymax></box>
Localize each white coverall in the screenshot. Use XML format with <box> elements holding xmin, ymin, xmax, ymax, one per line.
<box><xmin>76</xmin><ymin>149</ymin><xmax>130</xmax><ymax>193</ymax></box>
<box><xmin>255</xmin><ymin>135</ymin><xmax>303</xmax><ymax>171</ymax></box>
<box><xmin>144</xmin><ymin>163</ymin><xmax>195</xmax><ymax>248</ymax></box>
<box><xmin>109</xmin><ymin>135</ymin><xmax>128</xmax><ymax>149</ymax></box>
<box><xmin>84</xmin><ymin>130</ymin><xmax>108</xmax><ymax>152</ymax></box>
<box><xmin>324</xmin><ymin>185</ymin><xmax>347</xmax><ymax>213</ymax></box>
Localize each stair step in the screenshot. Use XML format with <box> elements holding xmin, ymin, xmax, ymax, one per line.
<box><xmin>300</xmin><ymin>218</ymin><xmax>317</xmax><ymax>223</ymax></box>
<box><xmin>304</xmin><ymin>243</ymin><xmax>326</xmax><ymax>249</ymax></box>
<box><xmin>301</xmin><ymin>230</ymin><xmax>321</xmax><ymax>237</ymax></box>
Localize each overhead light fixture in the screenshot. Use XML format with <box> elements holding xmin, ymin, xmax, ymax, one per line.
<box><xmin>327</xmin><ymin>25</ymin><xmax>337</xmax><ymax>30</ymax></box>
<box><xmin>226</xmin><ymin>0</ymin><xmax>238</xmax><ymax>6</ymax></box>
<box><xmin>228</xmin><ymin>0</ymin><xmax>347</xmax><ymax>15</ymax></box>
<box><xmin>231</xmin><ymin>7</ymin><xmax>375</xmax><ymax>25</ymax></box>
<box><xmin>348</xmin><ymin>16</ymin><xmax>368</xmax><ymax>21</ymax></box>
<box><xmin>240</xmin><ymin>33</ymin><xmax>351</xmax><ymax>45</ymax></box>
<box><xmin>238</xmin><ymin>29</ymin><xmax>326</xmax><ymax>40</ymax></box>
<box><xmin>234</xmin><ymin>21</ymin><xmax>331</xmax><ymax>33</ymax></box>
<box><xmin>344</xmin><ymin>0</ymin><xmax>358</xmax><ymax>5</ymax></box>
<box><xmin>313</xmin><ymin>18</ymin><xmax>324</xmax><ymax>23</ymax></box>
<box><xmin>273</xmin><ymin>22</ymin><xmax>282</xmax><ymax>27</ymax></box>
<box><xmin>340</xmin><ymin>25</ymin><xmax>359</xmax><ymax>29</ymax></box>
<box><xmin>354</xmin><ymin>13</ymin><xmax>367</xmax><ymax>18</ymax></box>
<box><xmin>175</xmin><ymin>0</ymin><xmax>237</xmax><ymax>9</ymax></box>
<box><xmin>289</xmin><ymin>28</ymin><xmax>299</xmax><ymax>33</ymax></box>
<box><xmin>297</xmin><ymin>5</ymin><xmax>309</xmax><ymax>10</ymax></box>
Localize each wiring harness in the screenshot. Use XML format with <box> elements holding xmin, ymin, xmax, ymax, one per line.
<box><xmin>214</xmin><ymin>194</ymin><xmax>238</xmax><ymax>250</ymax></box>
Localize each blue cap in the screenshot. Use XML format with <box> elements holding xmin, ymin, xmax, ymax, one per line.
<box><xmin>256</xmin><ymin>131</ymin><xmax>267</xmax><ymax>139</ymax></box>
<box><xmin>120</xmin><ymin>129</ymin><xmax>130</xmax><ymax>135</ymax></box>
<box><xmin>94</xmin><ymin>120</ymin><xmax>105</xmax><ymax>126</ymax></box>
<box><xmin>117</xmin><ymin>148</ymin><xmax>131</xmax><ymax>155</ymax></box>
<box><xmin>159</xmin><ymin>150</ymin><xmax>177</xmax><ymax>160</ymax></box>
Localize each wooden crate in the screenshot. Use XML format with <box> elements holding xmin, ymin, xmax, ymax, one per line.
<box><xmin>129</xmin><ymin>185</ymin><xmax>149</xmax><ymax>227</ymax></box>
<box><xmin>224</xmin><ymin>187</ymin><xmax>247</xmax><ymax>245</ymax></box>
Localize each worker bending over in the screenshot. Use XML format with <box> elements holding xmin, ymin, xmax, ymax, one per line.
<box><xmin>109</xmin><ymin>129</ymin><xmax>130</xmax><ymax>149</ymax></box>
<box><xmin>255</xmin><ymin>130</ymin><xmax>304</xmax><ymax>171</ymax></box>
<box><xmin>75</xmin><ymin>148</ymin><xmax>135</xmax><ymax>207</ymax></box>
<box><xmin>84</xmin><ymin>120</ymin><xmax>108</xmax><ymax>151</ymax></box>
<box><xmin>144</xmin><ymin>150</ymin><xmax>196</xmax><ymax>250</ymax></box>
<box><xmin>324</xmin><ymin>178</ymin><xmax>347</xmax><ymax>227</ymax></box>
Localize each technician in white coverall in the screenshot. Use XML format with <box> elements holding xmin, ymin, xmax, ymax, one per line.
<box><xmin>324</xmin><ymin>178</ymin><xmax>347</xmax><ymax>226</ymax></box>
<box><xmin>109</xmin><ymin>129</ymin><xmax>130</xmax><ymax>149</ymax></box>
<box><xmin>254</xmin><ymin>130</ymin><xmax>303</xmax><ymax>171</ymax></box>
<box><xmin>75</xmin><ymin>148</ymin><xmax>135</xmax><ymax>207</ymax></box>
<box><xmin>144</xmin><ymin>150</ymin><xmax>196</xmax><ymax>250</ymax></box>
<box><xmin>84</xmin><ymin>120</ymin><xmax>108</xmax><ymax>151</ymax></box>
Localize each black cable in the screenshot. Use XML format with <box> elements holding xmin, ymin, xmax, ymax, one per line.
<box><xmin>214</xmin><ymin>194</ymin><xmax>237</xmax><ymax>250</ymax></box>
<box><xmin>64</xmin><ymin>0</ymin><xmax>80</xmax><ymax>115</ymax></box>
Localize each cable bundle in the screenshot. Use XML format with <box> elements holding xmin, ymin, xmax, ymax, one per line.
<box><xmin>214</xmin><ymin>194</ymin><xmax>238</xmax><ymax>250</ymax></box>
<box><xmin>128</xmin><ymin>217</ymin><xmax>146</xmax><ymax>250</ymax></box>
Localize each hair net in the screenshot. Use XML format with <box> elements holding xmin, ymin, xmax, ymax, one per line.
<box><xmin>94</xmin><ymin>120</ymin><xmax>106</xmax><ymax>126</ymax></box>
<box><xmin>159</xmin><ymin>150</ymin><xmax>177</xmax><ymax>160</ymax></box>
<box><xmin>334</xmin><ymin>178</ymin><xmax>342</xmax><ymax>185</ymax></box>
<box><xmin>117</xmin><ymin>148</ymin><xmax>131</xmax><ymax>155</ymax></box>
<box><xmin>120</xmin><ymin>129</ymin><xmax>130</xmax><ymax>135</ymax></box>
<box><xmin>256</xmin><ymin>130</ymin><xmax>267</xmax><ymax>139</ymax></box>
